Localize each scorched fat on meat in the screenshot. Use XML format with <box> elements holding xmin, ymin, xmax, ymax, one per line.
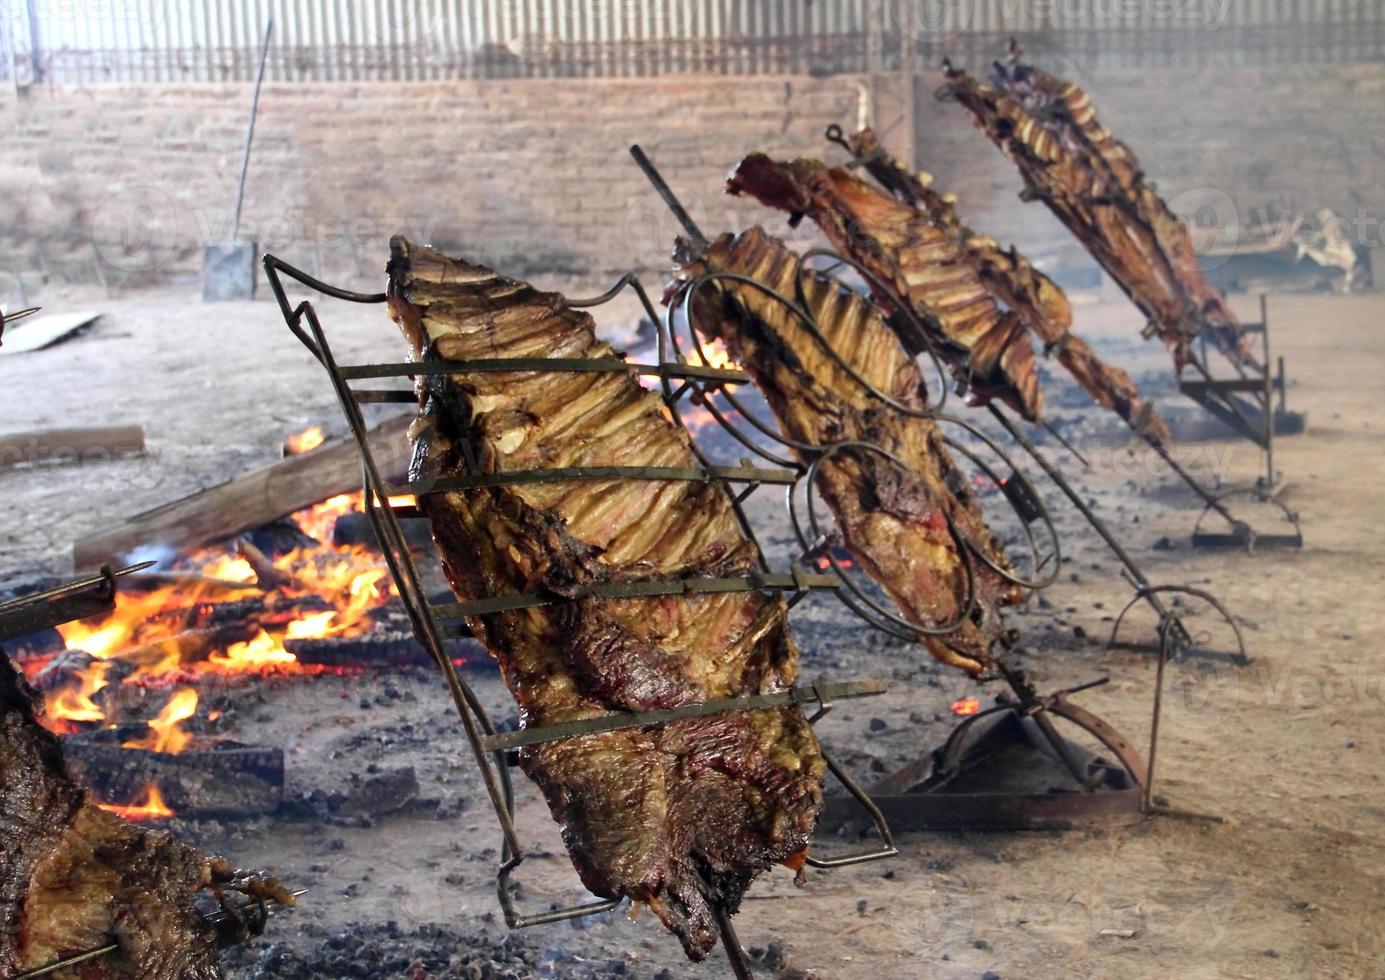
<box><xmin>669</xmin><ymin>227</ymin><xmax>1021</xmax><ymax>676</ymax></box>
<box><xmin>726</xmin><ymin>152</ymin><xmax>1043</xmax><ymax>422</ymax></box>
<box><xmin>385</xmin><ymin>237</ymin><xmax>824</xmax><ymax>961</ymax></box>
<box><xmin>845</xmin><ymin>127</ymin><xmax>1173</xmax><ymax>446</ymax></box>
<box><xmin>939</xmin><ymin>44</ymin><xmax>1257</xmax><ymax>373</ymax></box>
<box><xmin>0</xmin><ymin>651</ymin><xmax>291</xmax><ymax>979</ymax></box>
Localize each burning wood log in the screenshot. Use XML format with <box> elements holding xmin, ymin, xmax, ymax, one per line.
<box><xmin>72</xmin><ymin>415</ymin><xmax>412</xmax><ymax>571</ymax></box>
<box><xmin>236</xmin><ymin>536</ymin><xmax>293</xmax><ymax>591</ymax></box>
<box><xmin>64</xmin><ymin>734</ymin><xmax>285</xmax><ymax>819</ymax></box>
<box><xmin>282</xmin><ymin>630</ymin><xmax>481</xmax><ymax>670</ymax></box>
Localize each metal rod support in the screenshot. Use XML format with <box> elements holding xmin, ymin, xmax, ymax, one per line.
<box><xmin>629</xmin><ymin>144</ymin><xmax>708</xmax><ymax>245</ymax></box>
<box><xmin>231</xmin><ymin>20</ymin><xmax>273</xmax><ymax>239</ymax></box>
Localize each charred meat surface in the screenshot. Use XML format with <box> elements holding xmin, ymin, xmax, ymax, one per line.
<box><xmin>670</xmin><ymin>227</ymin><xmax>1020</xmax><ymax>675</ymax></box>
<box><xmin>940</xmin><ymin>44</ymin><xmax>1257</xmax><ymax>373</ymax></box>
<box><xmin>846</xmin><ymin>128</ymin><xmax>1172</xmax><ymax>446</ymax></box>
<box><xmin>727</xmin><ymin>152</ymin><xmax>1043</xmax><ymax>421</ymax></box>
<box><xmin>385</xmin><ymin>237</ymin><xmax>824</xmax><ymax>961</ymax></box>
<box><xmin>0</xmin><ymin>651</ymin><xmax>291</xmax><ymax>979</ymax></box>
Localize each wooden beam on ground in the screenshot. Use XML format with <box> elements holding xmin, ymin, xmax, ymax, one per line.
<box><xmin>72</xmin><ymin>415</ymin><xmax>412</xmax><ymax>571</ymax></box>
<box><xmin>0</xmin><ymin>425</ymin><xmax>145</xmax><ymax>469</ymax></box>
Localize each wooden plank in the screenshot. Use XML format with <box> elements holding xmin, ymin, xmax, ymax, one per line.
<box><xmin>0</xmin><ymin>425</ymin><xmax>145</xmax><ymax>469</ymax></box>
<box><xmin>72</xmin><ymin>414</ymin><xmax>412</xmax><ymax>571</ymax></box>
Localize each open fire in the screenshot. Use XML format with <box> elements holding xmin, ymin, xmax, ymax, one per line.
<box><xmin>21</xmin><ymin>464</ymin><xmax>420</xmax><ymax>818</ymax></box>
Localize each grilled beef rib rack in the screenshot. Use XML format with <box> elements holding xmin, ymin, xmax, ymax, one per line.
<box><xmin>264</xmin><ymin>248</ymin><xmax>895</xmax><ymax>976</ymax></box>
<box><xmin>832</xmin><ymin>124</ymin><xmax>1172</xmax><ymax>448</ymax></box>
<box><xmin>940</xmin><ymin>41</ymin><xmax>1303</xmax><ymax>537</ymax></box>
<box><xmin>668</xmin><ymin>225</ymin><xmax>1055</xmax><ymax>676</ymax></box>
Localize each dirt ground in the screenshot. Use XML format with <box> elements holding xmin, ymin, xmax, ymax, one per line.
<box><xmin>2</xmin><ymin>276</ymin><xmax>1383</xmax><ymax>979</ymax></box>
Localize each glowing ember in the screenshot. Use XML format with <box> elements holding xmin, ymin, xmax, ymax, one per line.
<box><xmin>950</xmin><ymin>696</ymin><xmax>982</xmax><ymax>717</ymax></box>
<box><xmin>816</xmin><ymin>555</ymin><xmax>856</xmax><ymax>571</ymax></box>
<box><xmin>123</xmin><ymin>688</ymin><xmax>199</xmax><ymax>754</ymax></box>
<box><xmin>284</xmin><ymin>425</ymin><xmax>326</xmax><ymax>455</ymax></box>
<box><xmin>98</xmin><ymin>782</ymin><xmax>174</xmax><ymax>821</ymax></box>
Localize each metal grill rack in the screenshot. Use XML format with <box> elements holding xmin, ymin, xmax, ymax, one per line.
<box><xmin>633</xmin><ymin>143</ymin><xmax>1237</xmax><ymax>831</ymax></box>
<box><xmin>659</xmin><ymin>241</ymin><xmax>1066</xmax><ymax>636</ymax></box>
<box><xmin>1179</xmin><ymin>297</ymin><xmax>1304</xmax><ymax>548</ymax></box>
<box><xmin>263</xmin><ymin>255</ymin><xmax>899</xmax><ymax>978</ymax></box>
<box><xmin>634</xmin><ymin>142</ymin><xmax>1245</xmax><ymax>671</ymax></box>
<box><xmin>826</xmin><ymin>123</ymin><xmax>1302</xmax><ymax>554</ymax></box>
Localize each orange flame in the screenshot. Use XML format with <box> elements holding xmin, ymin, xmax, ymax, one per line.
<box><xmin>688</xmin><ymin>338</ymin><xmax>738</xmax><ymax>371</ymax></box>
<box><xmin>950</xmin><ymin>696</ymin><xmax>981</xmax><ymax>717</ymax></box>
<box><xmin>98</xmin><ymin>782</ymin><xmax>174</xmax><ymax>821</ymax></box>
<box><xmin>123</xmin><ymin>688</ymin><xmax>198</xmax><ymax>754</ymax></box>
<box><xmin>47</xmin><ymin>659</ymin><xmax>113</xmax><ymax>724</ymax></box>
<box><xmin>284</xmin><ymin>425</ymin><xmax>326</xmax><ymax>455</ymax></box>
<box><xmin>39</xmin><ymin>490</ymin><xmax>398</xmax><ymax>736</ymax></box>
<box><xmin>210</xmin><ymin>629</ymin><xmax>298</xmax><ymax>670</ymax></box>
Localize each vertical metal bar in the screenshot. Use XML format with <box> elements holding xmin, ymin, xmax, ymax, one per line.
<box><xmin>231</xmin><ymin>19</ymin><xmax>273</xmax><ymax>241</ymax></box>
<box><xmin>24</xmin><ymin>0</ymin><xmax>41</xmax><ymax>82</ymax></box>
<box><xmin>712</xmin><ymin>904</ymin><xmax>756</xmax><ymax>980</ymax></box>
<box><xmin>897</xmin><ymin>0</ymin><xmax>915</xmax><ymax>170</ymax></box>
<box><xmin>461</xmin><ymin>0</ymin><xmax>476</xmax><ymax>79</ymax></box>
<box><xmin>1143</xmin><ymin>621</ymin><xmax>1171</xmax><ymax>812</ymax></box>
<box><xmin>864</xmin><ymin>0</ymin><xmax>879</xmax><ymax>73</ymax></box>
<box><xmin>1261</xmin><ymin>293</ymin><xmax>1275</xmax><ymax>487</ymax></box>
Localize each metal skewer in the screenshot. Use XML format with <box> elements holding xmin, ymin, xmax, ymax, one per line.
<box><xmin>630</xmin><ymin>144</ymin><xmax>708</xmax><ymax>245</ymax></box>
<box><xmin>0</xmin><ymin>561</ymin><xmax>156</xmax><ymax>642</ymax></box>
<box><xmin>482</xmin><ymin>679</ymin><xmax>886</xmax><ymax>753</ymax></box>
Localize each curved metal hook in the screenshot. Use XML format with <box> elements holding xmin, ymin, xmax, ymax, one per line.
<box><xmin>1108</xmin><ymin>583</ymin><xmax>1248</xmax><ymax>666</ymax></box>
<box><xmin>1192</xmin><ymin>486</ymin><xmax>1302</xmax><ymax>546</ymax></box>
<box><xmin>933</xmin><ymin>413</ymin><xmax>1062</xmax><ymax>591</ymax></box>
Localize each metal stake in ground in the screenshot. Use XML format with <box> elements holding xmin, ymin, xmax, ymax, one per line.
<box><xmin>203</xmin><ymin>19</ymin><xmax>273</xmax><ymax>302</ymax></box>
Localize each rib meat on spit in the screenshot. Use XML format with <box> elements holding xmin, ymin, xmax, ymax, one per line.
<box><xmin>0</xmin><ymin>651</ymin><xmax>292</xmax><ymax>979</ymax></box>
<box><xmin>669</xmin><ymin>227</ymin><xmax>1021</xmax><ymax>676</ymax></box>
<box><xmin>386</xmin><ymin>237</ymin><xmax>824</xmax><ymax>961</ymax></box>
<box><xmin>845</xmin><ymin>127</ymin><xmax>1173</xmax><ymax>446</ymax></box>
<box><xmin>939</xmin><ymin>42</ymin><xmax>1257</xmax><ymax>373</ymax></box>
<box><xmin>727</xmin><ymin>152</ymin><xmax>1044</xmax><ymax>422</ymax></box>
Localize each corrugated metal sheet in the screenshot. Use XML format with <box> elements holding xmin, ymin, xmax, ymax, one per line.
<box><xmin>5</xmin><ymin>0</ymin><xmax>1382</xmax><ymax>86</ymax></box>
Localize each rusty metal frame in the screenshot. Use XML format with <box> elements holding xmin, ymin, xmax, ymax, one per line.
<box><xmin>823</xmin><ymin>123</ymin><xmax>1303</xmax><ymax>555</ymax></box>
<box><xmin>263</xmin><ymin>254</ymin><xmax>898</xmax><ymax>975</ymax></box>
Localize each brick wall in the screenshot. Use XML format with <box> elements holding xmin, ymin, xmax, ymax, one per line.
<box><xmin>3</xmin><ymin>63</ymin><xmax>1382</xmax><ymax>290</ymax></box>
